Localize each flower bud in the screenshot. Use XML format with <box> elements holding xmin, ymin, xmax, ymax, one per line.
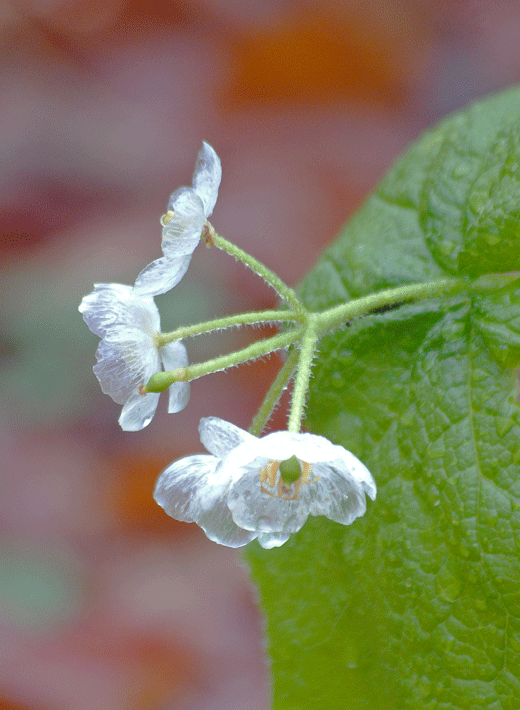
<box><xmin>145</xmin><ymin>372</ymin><xmax>175</xmax><ymax>392</ymax></box>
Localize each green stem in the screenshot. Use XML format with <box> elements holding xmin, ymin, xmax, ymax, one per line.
<box><xmin>157</xmin><ymin>310</ymin><xmax>300</xmax><ymax>346</ymax></box>
<box><xmin>146</xmin><ymin>328</ymin><xmax>304</xmax><ymax>392</ymax></box>
<box><xmin>315</xmin><ymin>277</ymin><xmax>469</xmax><ymax>335</ymax></box>
<box><xmin>287</xmin><ymin>318</ymin><xmax>319</xmax><ymax>433</ymax></box>
<box><xmin>249</xmin><ymin>347</ymin><xmax>300</xmax><ymax>437</ymax></box>
<box><xmin>213</xmin><ymin>231</ymin><xmax>307</xmax><ymax>318</ymax></box>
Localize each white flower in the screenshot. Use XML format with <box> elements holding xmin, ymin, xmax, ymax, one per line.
<box><xmin>79</xmin><ymin>283</ymin><xmax>190</xmax><ymax>431</ymax></box>
<box><xmin>134</xmin><ymin>142</ymin><xmax>222</xmax><ymax>297</ymax></box>
<box><xmin>154</xmin><ymin>417</ymin><xmax>376</xmax><ymax>548</ymax></box>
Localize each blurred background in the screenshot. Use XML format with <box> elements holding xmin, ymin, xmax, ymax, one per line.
<box><xmin>1</xmin><ymin>0</ymin><xmax>520</xmax><ymax>707</ymax></box>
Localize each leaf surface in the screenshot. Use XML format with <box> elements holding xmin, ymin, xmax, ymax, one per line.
<box><xmin>247</xmin><ymin>87</ymin><xmax>520</xmax><ymax>709</ymax></box>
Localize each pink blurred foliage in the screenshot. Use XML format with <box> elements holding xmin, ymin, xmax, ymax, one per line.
<box><xmin>2</xmin><ymin>0</ymin><xmax>520</xmax><ymax>707</ymax></box>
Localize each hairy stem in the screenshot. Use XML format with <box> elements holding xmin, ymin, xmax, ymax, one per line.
<box><xmin>157</xmin><ymin>310</ymin><xmax>300</xmax><ymax>346</ymax></box>
<box><xmin>287</xmin><ymin>318</ymin><xmax>319</xmax><ymax>433</ymax></box>
<box><xmin>249</xmin><ymin>348</ymin><xmax>300</xmax><ymax>437</ymax></box>
<box><xmin>213</xmin><ymin>231</ymin><xmax>307</xmax><ymax>318</ymax></box>
<box><xmin>146</xmin><ymin>328</ymin><xmax>304</xmax><ymax>392</ymax></box>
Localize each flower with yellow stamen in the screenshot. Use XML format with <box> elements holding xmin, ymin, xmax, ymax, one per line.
<box><xmin>154</xmin><ymin>417</ymin><xmax>376</xmax><ymax>548</ymax></box>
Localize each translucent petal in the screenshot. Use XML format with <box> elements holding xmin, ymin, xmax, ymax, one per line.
<box><xmin>133</xmin><ymin>254</ymin><xmax>192</xmax><ymax>297</ymax></box>
<box><xmin>119</xmin><ymin>390</ymin><xmax>160</xmax><ymax>431</ymax></box>
<box><xmin>154</xmin><ymin>455</ymin><xmax>220</xmax><ymax>522</ymax></box>
<box><xmin>199</xmin><ymin>417</ymin><xmax>254</xmax><ymax>459</ymax></box>
<box><xmin>191</xmin><ymin>141</ymin><xmax>222</xmax><ymax>218</ymax></box>
<box><xmin>167</xmin><ymin>382</ymin><xmax>190</xmax><ymax>414</ymax></box>
<box><xmin>225</xmin><ymin>431</ymin><xmax>375</xmax><ymax>491</ymax></box>
<box><xmin>227</xmin><ymin>461</ymin><xmax>311</xmax><ymax>534</ymax></box>
<box><xmin>160</xmin><ymin>341</ymin><xmax>190</xmax><ymax>414</ymax></box>
<box><xmin>133</xmin><ymin>187</ymin><xmax>205</xmax><ymax>297</ymax></box>
<box><xmin>245</xmin><ymin>430</ymin><xmax>344</xmax><ymax>466</ymax></box>
<box><xmin>160</xmin><ymin>339</ymin><xmax>188</xmax><ymax>369</ymax></box>
<box><xmin>162</xmin><ymin>187</ymin><xmax>206</xmax><ymax>258</ymax></box>
<box><xmin>306</xmin><ymin>463</ymin><xmax>368</xmax><ymax>526</ymax></box>
<box><xmin>93</xmin><ymin>331</ymin><xmax>160</xmax><ymax>403</ymax></box>
<box><xmin>257</xmin><ymin>532</ymin><xmax>291</xmax><ymax>549</ymax></box>
<box><xmin>334</xmin><ymin>451</ymin><xmax>377</xmax><ymax>501</ymax></box>
<box><xmin>154</xmin><ymin>455</ymin><xmax>256</xmax><ymax>547</ymax></box>
<box><xmin>224</xmin><ymin>431</ymin><xmax>375</xmax><ymax>533</ymax></box>
<box><xmin>79</xmin><ymin>283</ymin><xmax>160</xmax><ymax>337</ymax></box>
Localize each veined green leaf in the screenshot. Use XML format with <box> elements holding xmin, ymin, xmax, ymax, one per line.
<box><xmin>247</xmin><ymin>87</ymin><xmax>520</xmax><ymax>709</ymax></box>
<box><xmin>474</xmin><ymin>278</ymin><xmax>520</xmax><ymax>369</ymax></box>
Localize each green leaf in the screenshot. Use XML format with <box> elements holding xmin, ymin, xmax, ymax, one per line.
<box><xmin>474</xmin><ymin>277</ymin><xmax>520</xmax><ymax>369</ymax></box>
<box><xmin>247</xmin><ymin>87</ymin><xmax>520</xmax><ymax>709</ymax></box>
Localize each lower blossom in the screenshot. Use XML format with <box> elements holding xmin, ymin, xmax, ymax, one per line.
<box><xmin>154</xmin><ymin>417</ymin><xmax>376</xmax><ymax>548</ymax></box>
<box><xmin>79</xmin><ymin>283</ymin><xmax>189</xmax><ymax>431</ymax></box>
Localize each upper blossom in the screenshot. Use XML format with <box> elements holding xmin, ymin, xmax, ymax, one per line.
<box><xmin>79</xmin><ymin>283</ymin><xmax>190</xmax><ymax>431</ymax></box>
<box><xmin>133</xmin><ymin>142</ymin><xmax>222</xmax><ymax>297</ymax></box>
<box><xmin>154</xmin><ymin>417</ymin><xmax>376</xmax><ymax>548</ymax></box>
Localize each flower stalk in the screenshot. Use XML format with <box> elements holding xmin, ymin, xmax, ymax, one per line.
<box><xmin>213</xmin><ymin>230</ymin><xmax>307</xmax><ymax>318</ymax></box>
<box><xmin>157</xmin><ymin>309</ymin><xmax>302</xmax><ymax>347</ymax></box>
<box><xmin>287</xmin><ymin>318</ymin><xmax>319</xmax><ymax>433</ymax></box>
<box><xmin>249</xmin><ymin>347</ymin><xmax>299</xmax><ymax>437</ymax></box>
<box><xmin>148</xmin><ymin>273</ymin><xmax>513</xmax><ymax>411</ymax></box>
<box><xmin>313</xmin><ymin>277</ymin><xmax>468</xmax><ymax>336</ymax></box>
<box><xmin>146</xmin><ymin>327</ymin><xmax>305</xmax><ymax>392</ymax></box>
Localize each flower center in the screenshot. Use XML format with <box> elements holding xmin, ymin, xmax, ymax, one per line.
<box><xmin>279</xmin><ymin>455</ymin><xmax>302</xmax><ymax>484</ymax></box>
<box><xmin>259</xmin><ymin>456</ymin><xmax>318</xmax><ymax>501</ymax></box>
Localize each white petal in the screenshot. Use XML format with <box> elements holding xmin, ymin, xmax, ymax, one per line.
<box><xmin>247</xmin><ymin>431</ymin><xmax>343</xmax><ymax>465</ymax></box>
<box><xmin>191</xmin><ymin>142</ymin><xmax>222</xmax><ymax>218</ymax></box>
<box><xmin>199</xmin><ymin>417</ymin><xmax>254</xmax><ymax>459</ymax></box>
<box><xmin>119</xmin><ymin>390</ymin><xmax>160</xmax><ymax>431</ymax></box>
<box><xmin>162</xmin><ymin>187</ymin><xmax>206</xmax><ymax>258</ymax></box>
<box><xmin>306</xmin><ymin>463</ymin><xmax>368</xmax><ymax>525</ymax></box>
<box><xmin>160</xmin><ymin>341</ymin><xmax>190</xmax><ymax>414</ymax></box>
<box><xmin>133</xmin><ymin>254</ymin><xmax>193</xmax><ymax>297</ymax></box>
<box><xmin>160</xmin><ymin>339</ymin><xmax>188</xmax><ymax>369</ymax></box>
<box><xmin>155</xmin><ymin>455</ymin><xmax>219</xmax><ymax>522</ymax></box>
<box><xmin>257</xmin><ymin>432</ymin><xmax>377</xmax><ymax>503</ymax></box>
<box><xmin>154</xmin><ymin>455</ymin><xmax>256</xmax><ymax>547</ymax></box>
<box><xmin>79</xmin><ymin>283</ymin><xmax>160</xmax><ymax>337</ymax></box>
<box><xmin>257</xmin><ymin>532</ymin><xmax>291</xmax><ymax>549</ymax></box>
<box><xmin>226</xmin><ymin>459</ymin><xmax>311</xmax><ymax>534</ymax></box>
<box><xmin>334</xmin><ymin>451</ymin><xmax>377</xmax><ymax>501</ymax></box>
<box><xmin>168</xmin><ymin>382</ymin><xmax>190</xmax><ymax>414</ymax></box>
<box><xmin>224</xmin><ymin>431</ymin><xmax>375</xmax><ymax>534</ymax></box>
<box><xmin>93</xmin><ymin>330</ymin><xmax>160</xmax><ymax>404</ymax></box>
<box><xmin>223</xmin><ymin>450</ymin><xmax>309</xmax><ymax>534</ymax></box>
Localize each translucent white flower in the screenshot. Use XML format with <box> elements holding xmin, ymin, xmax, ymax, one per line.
<box><xmin>134</xmin><ymin>142</ymin><xmax>222</xmax><ymax>297</ymax></box>
<box><xmin>154</xmin><ymin>417</ymin><xmax>376</xmax><ymax>549</ymax></box>
<box><xmin>79</xmin><ymin>283</ymin><xmax>190</xmax><ymax>431</ymax></box>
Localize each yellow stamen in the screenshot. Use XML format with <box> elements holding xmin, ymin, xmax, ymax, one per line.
<box><xmin>258</xmin><ymin>459</ymin><xmax>318</xmax><ymax>501</ymax></box>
